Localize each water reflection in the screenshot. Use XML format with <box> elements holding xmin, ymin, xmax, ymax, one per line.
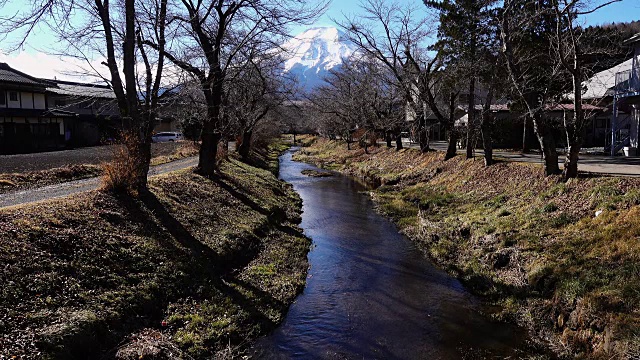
<box><xmin>252</xmin><ymin>149</ymin><xmax>531</xmax><ymax>359</ymax></box>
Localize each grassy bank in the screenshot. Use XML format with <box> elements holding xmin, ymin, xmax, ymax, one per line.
<box><xmin>0</xmin><ymin>151</ymin><xmax>309</xmax><ymax>358</ymax></box>
<box><xmin>295</xmin><ymin>138</ymin><xmax>640</xmax><ymax>359</ymax></box>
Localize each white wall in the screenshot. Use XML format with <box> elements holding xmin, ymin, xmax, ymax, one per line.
<box><xmin>21</xmin><ymin>92</ymin><xmax>33</xmax><ymax>109</ymax></box>
<box><xmin>33</xmin><ymin>93</ymin><xmax>45</xmax><ymax>109</ymax></box>
<box><xmin>4</xmin><ymin>91</ymin><xmax>47</xmax><ymax>109</ymax></box>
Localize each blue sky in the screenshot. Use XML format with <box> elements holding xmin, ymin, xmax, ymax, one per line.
<box><xmin>0</xmin><ymin>0</ymin><xmax>638</xmax><ymax>80</ymax></box>
<box><xmin>310</xmin><ymin>0</ymin><xmax>640</xmax><ymax>27</ymax></box>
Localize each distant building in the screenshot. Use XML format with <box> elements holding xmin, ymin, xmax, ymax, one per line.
<box><xmin>45</xmin><ymin>79</ymin><xmax>120</xmax><ymax>148</ymax></box>
<box><xmin>610</xmin><ymin>32</ymin><xmax>640</xmax><ymax>155</ymax></box>
<box><xmin>0</xmin><ymin>63</ymin><xmax>120</xmax><ymax>154</ymax></box>
<box><xmin>0</xmin><ymin>63</ymin><xmax>184</xmax><ymax>154</ymax></box>
<box><xmin>0</xmin><ymin>64</ymin><xmax>74</xmax><ymax>154</ymax></box>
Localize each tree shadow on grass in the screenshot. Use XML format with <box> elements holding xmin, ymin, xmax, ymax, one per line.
<box><xmin>209</xmin><ymin>173</ymin><xmax>280</xmax><ymax>219</ymax></box>
<box><xmin>103</xmin><ymin>190</ymin><xmax>291</xmax><ymax>352</ymax></box>
<box><xmin>136</xmin><ymin>189</ymin><xmax>221</xmax><ymax>264</ymax></box>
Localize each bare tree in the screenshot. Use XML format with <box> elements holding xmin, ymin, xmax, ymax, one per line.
<box><xmin>310</xmin><ymin>62</ymin><xmax>363</xmax><ymax>150</ymax></box>
<box><xmin>226</xmin><ymin>47</ymin><xmax>293</xmax><ymax>159</ymax></box>
<box><xmin>337</xmin><ymin>0</ymin><xmax>432</xmax><ymax>152</ymax></box>
<box><xmin>549</xmin><ymin>0</ymin><xmax>621</xmax><ymax>179</ymax></box>
<box><xmin>144</xmin><ymin>0</ymin><xmax>326</xmax><ymax>176</ymax></box>
<box><xmin>0</xmin><ymin>0</ymin><xmax>169</xmax><ymax>191</ymax></box>
<box><xmin>405</xmin><ymin>52</ymin><xmax>461</xmax><ymax>159</ymax></box>
<box><xmin>500</xmin><ymin>0</ymin><xmax>564</xmax><ymax>175</ymax></box>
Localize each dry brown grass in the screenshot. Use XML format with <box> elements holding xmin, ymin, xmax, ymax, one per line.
<box><xmin>0</xmin><ymin>179</ymin><xmax>17</xmax><ymax>188</ymax></box>
<box><xmin>150</xmin><ymin>142</ymin><xmax>199</xmax><ymax>166</ymax></box>
<box><xmin>101</xmin><ymin>132</ymin><xmax>145</xmax><ymax>194</ymax></box>
<box><xmin>0</xmin><ymin>158</ymin><xmax>308</xmax><ymax>359</ymax></box>
<box><xmin>298</xmin><ymin>137</ymin><xmax>640</xmax><ymax>359</ymax></box>
<box><xmin>0</xmin><ymin>165</ymin><xmax>102</xmax><ymax>194</ymax></box>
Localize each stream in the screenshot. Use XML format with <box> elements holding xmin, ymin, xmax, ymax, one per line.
<box><xmin>252</xmin><ymin>148</ymin><xmax>533</xmax><ymax>359</ymax></box>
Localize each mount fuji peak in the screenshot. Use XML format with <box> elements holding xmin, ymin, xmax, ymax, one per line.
<box><xmin>282</xmin><ymin>27</ymin><xmax>357</xmax><ymax>92</ymax></box>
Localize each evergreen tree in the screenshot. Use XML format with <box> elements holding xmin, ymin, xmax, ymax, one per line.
<box><xmin>425</xmin><ymin>0</ymin><xmax>500</xmax><ymax>161</ymax></box>
<box><xmin>500</xmin><ymin>0</ymin><xmax>565</xmax><ymax>175</ymax></box>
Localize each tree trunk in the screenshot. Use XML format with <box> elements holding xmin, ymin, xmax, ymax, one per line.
<box><xmin>532</xmin><ymin>111</ymin><xmax>560</xmax><ymax>175</ymax></box>
<box><xmin>419</xmin><ymin>126</ymin><xmax>430</xmax><ymax>153</ymax></box>
<box><xmin>425</xmin><ymin>127</ymin><xmax>431</xmax><ymax>151</ymax></box>
<box><xmin>466</xmin><ymin>79</ymin><xmax>475</xmax><ymax>159</ymax></box>
<box><xmin>481</xmin><ymin>117</ymin><xmax>494</xmax><ymax>166</ymax></box>
<box><xmin>198</xmin><ymin>124</ymin><xmax>221</xmax><ymax>176</ymax></box>
<box><xmin>385</xmin><ymin>131</ymin><xmax>393</xmax><ymax>148</ymax></box>
<box><xmin>198</xmin><ymin>76</ymin><xmax>224</xmax><ymax>176</ymax></box>
<box><xmin>293</xmin><ymin>132</ymin><xmax>297</xmax><ymax>144</ymax></box>
<box><xmin>445</xmin><ymin>129</ymin><xmax>457</xmax><ymax>160</ymax></box>
<box><xmin>522</xmin><ymin>115</ymin><xmax>529</xmax><ymax>153</ymax></box>
<box><xmin>540</xmin><ymin>134</ymin><xmax>559</xmax><ymax>175</ymax></box>
<box><xmin>563</xmin><ymin>112</ymin><xmax>585</xmax><ymax>180</ymax></box>
<box><xmin>563</xmin><ymin>66</ymin><xmax>585</xmax><ymax>180</ymax></box>
<box><xmin>563</xmin><ymin>143</ymin><xmax>580</xmax><ymax>179</ymax></box>
<box><xmin>395</xmin><ymin>133</ymin><xmax>403</xmax><ymax>150</ymax></box>
<box><xmin>238</xmin><ymin>130</ymin><xmax>252</xmax><ymax>160</ymax></box>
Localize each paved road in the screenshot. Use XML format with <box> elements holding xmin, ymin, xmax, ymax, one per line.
<box><xmin>403</xmin><ymin>141</ymin><xmax>640</xmax><ymax>177</ymax></box>
<box><xmin>0</xmin><ymin>142</ymin><xmax>192</xmax><ymax>173</ymax></box>
<box><xmin>0</xmin><ymin>156</ymin><xmax>198</xmax><ymax>209</ymax></box>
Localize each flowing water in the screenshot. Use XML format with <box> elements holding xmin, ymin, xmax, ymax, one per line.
<box><xmin>252</xmin><ymin>149</ymin><xmax>533</xmax><ymax>359</ymax></box>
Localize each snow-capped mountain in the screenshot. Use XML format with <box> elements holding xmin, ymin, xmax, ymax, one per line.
<box><xmin>282</xmin><ymin>27</ymin><xmax>357</xmax><ymax>92</ymax></box>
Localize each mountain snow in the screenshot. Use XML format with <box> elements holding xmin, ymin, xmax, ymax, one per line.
<box><xmin>281</xmin><ymin>27</ymin><xmax>357</xmax><ymax>92</ymax></box>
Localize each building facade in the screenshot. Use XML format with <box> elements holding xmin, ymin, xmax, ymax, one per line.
<box><xmin>0</xmin><ymin>63</ymin><xmax>121</xmax><ymax>154</ymax></box>
<box><xmin>0</xmin><ymin>64</ymin><xmax>77</xmax><ymax>154</ymax></box>
<box><xmin>611</xmin><ymin>33</ymin><xmax>640</xmax><ymax>155</ymax></box>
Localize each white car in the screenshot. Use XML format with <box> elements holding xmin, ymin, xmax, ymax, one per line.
<box><xmin>152</xmin><ymin>132</ymin><xmax>183</xmax><ymax>143</ymax></box>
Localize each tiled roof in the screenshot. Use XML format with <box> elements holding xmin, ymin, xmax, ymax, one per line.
<box><xmin>45</xmin><ymin>80</ymin><xmax>117</xmax><ymax>99</ymax></box>
<box><xmin>546</xmin><ymin>103</ymin><xmax>605</xmax><ymax>111</ymax></box>
<box><xmin>580</xmin><ymin>58</ymin><xmax>634</xmax><ymax>100</ymax></box>
<box><xmin>45</xmin><ymin>109</ymin><xmax>78</xmax><ymax>117</ymax></box>
<box><xmin>0</xmin><ymin>63</ymin><xmax>48</xmax><ymax>86</ymax></box>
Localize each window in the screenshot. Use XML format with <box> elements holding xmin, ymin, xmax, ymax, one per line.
<box><xmin>0</xmin><ymin>91</ymin><xmax>5</xmax><ymax>105</ymax></box>
<box><xmin>9</xmin><ymin>92</ymin><xmax>18</xmax><ymax>102</ymax></box>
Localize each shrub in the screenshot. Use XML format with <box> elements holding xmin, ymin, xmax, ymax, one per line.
<box><xmin>101</xmin><ymin>132</ymin><xmax>144</xmax><ymax>194</ymax></box>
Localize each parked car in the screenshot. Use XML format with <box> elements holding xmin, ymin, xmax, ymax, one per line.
<box><xmin>152</xmin><ymin>132</ymin><xmax>183</xmax><ymax>143</ymax></box>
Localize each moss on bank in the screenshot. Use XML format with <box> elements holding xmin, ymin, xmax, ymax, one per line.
<box><xmin>295</xmin><ymin>138</ymin><xmax>640</xmax><ymax>359</ymax></box>
<box><xmin>0</xmin><ymin>154</ymin><xmax>309</xmax><ymax>359</ymax></box>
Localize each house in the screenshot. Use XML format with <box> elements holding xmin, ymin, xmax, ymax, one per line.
<box><xmin>0</xmin><ymin>63</ymin><xmax>186</xmax><ymax>154</ymax></box>
<box><xmin>0</xmin><ymin>63</ymin><xmax>82</xmax><ymax>154</ymax></box>
<box><xmin>610</xmin><ymin>32</ymin><xmax>640</xmax><ymax>155</ymax></box>
<box><xmin>45</xmin><ymin>79</ymin><xmax>120</xmax><ymax>147</ymax></box>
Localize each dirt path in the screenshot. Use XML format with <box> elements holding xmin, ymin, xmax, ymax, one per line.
<box><xmin>0</xmin><ymin>156</ymin><xmax>198</xmax><ymax>209</ymax></box>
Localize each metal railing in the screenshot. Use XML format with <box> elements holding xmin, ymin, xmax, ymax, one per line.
<box><xmin>615</xmin><ymin>66</ymin><xmax>640</xmax><ymax>96</ymax></box>
<box><xmin>607</xmin><ymin>112</ymin><xmax>632</xmax><ymax>155</ymax></box>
